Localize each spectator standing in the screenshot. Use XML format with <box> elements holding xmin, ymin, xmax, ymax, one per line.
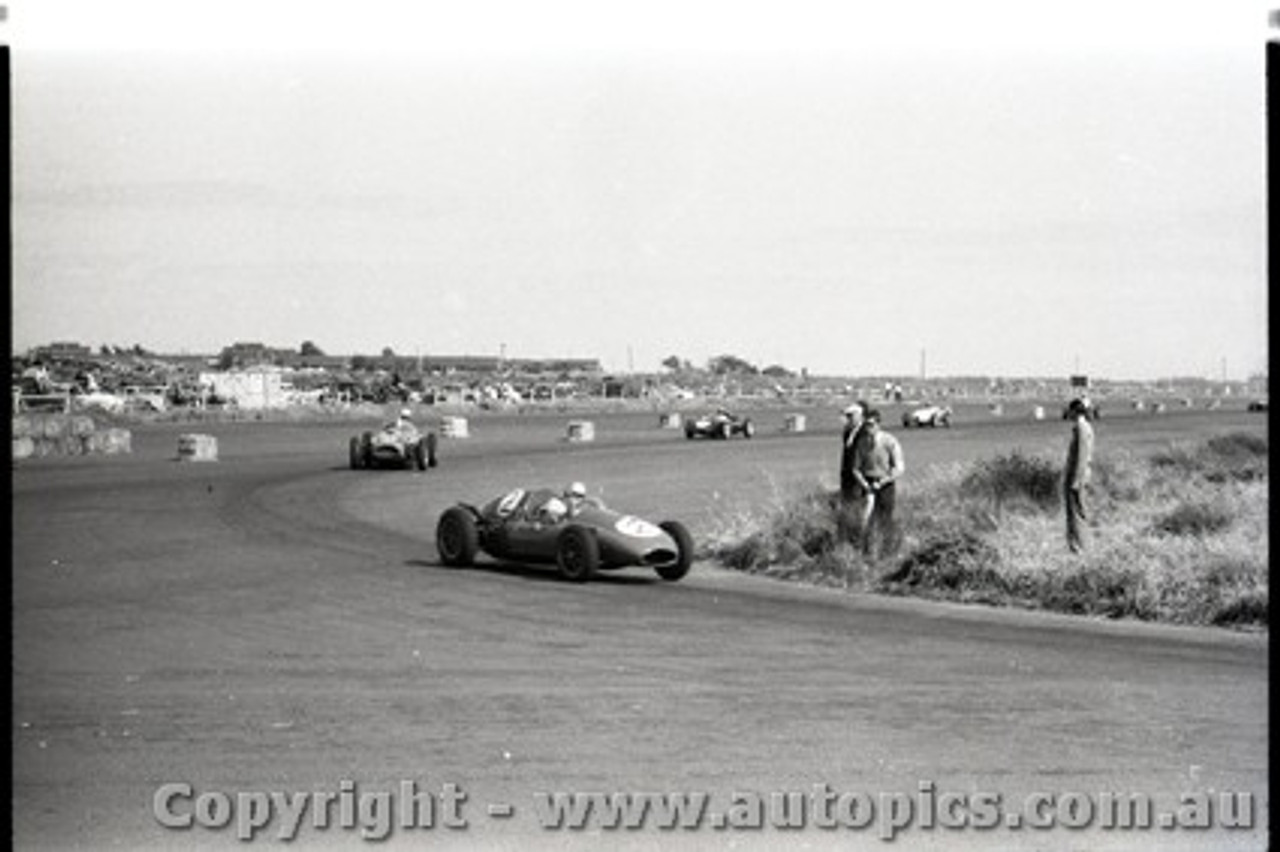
<box><xmin>1064</xmin><ymin>397</ymin><xmax>1095</xmax><ymax>552</ymax></box>
<box><xmin>851</xmin><ymin>409</ymin><xmax>906</xmax><ymax>558</ymax></box>
<box><xmin>838</xmin><ymin>402</ymin><xmax>871</xmax><ymax>543</ymax></box>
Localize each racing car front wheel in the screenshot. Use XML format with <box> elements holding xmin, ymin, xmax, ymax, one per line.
<box><xmin>436</xmin><ymin>507</ymin><xmax>479</xmax><ymax>567</ymax></box>
<box><xmin>557</xmin><ymin>525</ymin><xmax>599</xmax><ymax>582</ymax></box>
<box><xmin>348</xmin><ymin>436</ymin><xmax>363</xmax><ymax>469</ymax></box>
<box><xmin>656</xmin><ymin>520</ymin><xmax>694</xmax><ymax>581</ymax></box>
<box><xmin>425</xmin><ymin>431</ymin><xmax>439</xmax><ymax>468</ymax></box>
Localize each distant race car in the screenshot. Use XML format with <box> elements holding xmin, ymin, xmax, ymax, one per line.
<box><xmin>349</xmin><ymin>422</ymin><xmax>438</xmax><ymax>470</ymax></box>
<box><xmin>901</xmin><ymin>404</ymin><xmax>952</xmax><ymax>428</ymax></box>
<box><xmin>435</xmin><ymin>486</ymin><xmax>694</xmax><ymax>582</ymax></box>
<box><xmin>684</xmin><ymin>409</ymin><xmax>755</xmax><ymax>440</ymax></box>
<box><xmin>1247</xmin><ymin>400</ymin><xmax>1269</xmax><ymax>412</ymax></box>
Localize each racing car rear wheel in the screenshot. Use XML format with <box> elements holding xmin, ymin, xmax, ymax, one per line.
<box><xmin>436</xmin><ymin>507</ymin><xmax>479</xmax><ymax>567</ymax></box>
<box><xmin>349</xmin><ymin>436</ymin><xmax>363</xmax><ymax>469</ymax></box>
<box><xmin>742</xmin><ymin>419</ymin><xmax>755</xmax><ymax>438</ymax></box>
<box><xmin>557</xmin><ymin>525</ymin><xmax>599</xmax><ymax>582</ymax></box>
<box><xmin>425</xmin><ymin>431</ymin><xmax>439</xmax><ymax>468</ymax></box>
<box><xmin>717</xmin><ymin>421</ymin><xmax>732</xmax><ymax>440</ymax></box>
<box><xmin>360</xmin><ymin>432</ymin><xmax>374</xmax><ymax>467</ymax></box>
<box><xmin>413</xmin><ymin>439</ymin><xmax>427</xmax><ymax>471</ymax></box>
<box><xmin>655</xmin><ymin>520</ymin><xmax>694</xmax><ymax>581</ymax></box>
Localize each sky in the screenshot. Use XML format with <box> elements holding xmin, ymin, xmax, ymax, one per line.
<box><xmin>7</xmin><ymin>1</ymin><xmax>1271</xmax><ymax>380</ymax></box>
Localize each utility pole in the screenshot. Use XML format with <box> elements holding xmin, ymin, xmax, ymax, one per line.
<box><xmin>920</xmin><ymin>347</ymin><xmax>926</xmax><ymax>381</ymax></box>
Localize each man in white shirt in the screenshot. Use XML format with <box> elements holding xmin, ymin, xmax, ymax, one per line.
<box><xmin>851</xmin><ymin>409</ymin><xmax>906</xmax><ymax>559</ymax></box>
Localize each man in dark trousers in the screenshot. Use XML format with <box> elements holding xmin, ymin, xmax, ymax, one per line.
<box><xmin>1064</xmin><ymin>397</ymin><xmax>1095</xmax><ymax>552</ymax></box>
<box><xmin>838</xmin><ymin>402</ymin><xmax>870</xmax><ymax>544</ymax></box>
<box><xmin>851</xmin><ymin>409</ymin><xmax>906</xmax><ymax>559</ymax></box>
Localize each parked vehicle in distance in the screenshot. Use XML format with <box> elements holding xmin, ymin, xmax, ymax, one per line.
<box><xmin>435</xmin><ymin>486</ymin><xmax>694</xmax><ymax>583</ymax></box>
<box><xmin>902</xmin><ymin>404</ymin><xmax>953</xmax><ymax>428</ymax></box>
<box><xmin>685</xmin><ymin>408</ymin><xmax>755</xmax><ymax>440</ymax></box>
<box><xmin>349</xmin><ymin>421</ymin><xmax>438</xmax><ymax>471</ymax></box>
<box><xmin>1247</xmin><ymin>399</ymin><xmax>1269</xmax><ymax>412</ymax></box>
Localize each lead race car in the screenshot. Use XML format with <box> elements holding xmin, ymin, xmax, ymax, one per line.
<box><xmin>435</xmin><ymin>485</ymin><xmax>694</xmax><ymax>582</ymax></box>
<box><xmin>349</xmin><ymin>413</ymin><xmax>438</xmax><ymax>471</ymax></box>
<box><xmin>685</xmin><ymin>408</ymin><xmax>755</xmax><ymax>440</ymax></box>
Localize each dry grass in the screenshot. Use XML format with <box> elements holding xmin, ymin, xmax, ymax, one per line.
<box><xmin>705</xmin><ymin>433</ymin><xmax>1268</xmax><ymax>629</ymax></box>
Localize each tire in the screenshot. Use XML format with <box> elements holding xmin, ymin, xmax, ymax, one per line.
<box><xmin>360</xmin><ymin>432</ymin><xmax>374</xmax><ymax>468</ymax></box>
<box><xmin>413</xmin><ymin>439</ymin><xmax>427</xmax><ymax>471</ymax></box>
<box><xmin>741</xmin><ymin>419</ymin><xmax>755</xmax><ymax>439</ymax></box>
<box><xmin>556</xmin><ymin>525</ymin><xmax>599</xmax><ymax>582</ymax></box>
<box><xmin>425</xmin><ymin>431</ymin><xmax>439</xmax><ymax>467</ymax></box>
<box><xmin>717</xmin><ymin>421</ymin><xmax>731</xmax><ymax>440</ymax></box>
<box><xmin>436</xmin><ymin>507</ymin><xmax>479</xmax><ymax>567</ymax></box>
<box><xmin>902</xmin><ymin>414</ymin><xmax>913</xmax><ymax>428</ymax></box>
<box><xmin>348</xmin><ymin>436</ymin><xmax>363</xmax><ymax>469</ymax></box>
<box><xmin>655</xmin><ymin>520</ymin><xmax>694</xmax><ymax>581</ymax></box>
<box><xmin>685</xmin><ymin>424</ymin><xmax>696</xmax><ymax>439</ymax></box>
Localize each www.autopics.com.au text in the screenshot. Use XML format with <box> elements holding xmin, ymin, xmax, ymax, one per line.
<box><xmin>152</xmin><ymin>780</ymin><xmax>1258</xmax><ymax>842</ymax></box>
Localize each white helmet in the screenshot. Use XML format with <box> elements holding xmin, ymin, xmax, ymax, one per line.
<box><xmin>566</xmin><ymin>481</ymin><xmax>586</xmax><ymax>498</ymax></box>
<box><xmin>400</xmin><ymin>407</ymin><xmax>412</xmax><ymax>419</ymax></box>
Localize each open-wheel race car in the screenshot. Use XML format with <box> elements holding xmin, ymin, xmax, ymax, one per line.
<box><xmin>902</xmin><ymin>404</ymin><xmax>953</xmax><ymax>428</ymax></box>
<box><xmin>349</xmin><ymin>419</ymin><xmax>438</xmax><ymax>471</ymax></box>
<box><xmin>435</xmin><ymin>485</ymin><xmax>694</xmax><ymax>582</ymax></box>
<box><xmin>685</xmin><ymin>408</ymin><xmax>755</xmax><ymax>440</ymax></box>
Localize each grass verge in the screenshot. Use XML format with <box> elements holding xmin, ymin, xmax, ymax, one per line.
<box><xmin>703</xmin><ymin>432</ymin><xmax>1268</xmax><ymax>629</ymax></box>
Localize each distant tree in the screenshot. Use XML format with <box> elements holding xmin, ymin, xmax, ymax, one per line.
<box><xmin>351</xmin><ymin>355</ymin><xmax>373</xmax><ymax>371</ymax></box>
<box><xmin>300</xmin><ymin>340</ymin><xmax>325</xmax><ymax>357</ymax></box>
<box><xmin>661</xmin><ymin>355</ymin><xmax>683</xmax><ymax>372</ymax></box>
<box><xmin>381</xmin><ymin>346</ymin><xmax>396</xmax><ymax>359</ymax></box>
<box><xmin>708</xmin><ymin>354</ymin><xmax>758</xmax><ymax>375</ymax></box>
<box><xmin>762</xmin><ymin>364</ymin><xmax>793</xmax><ymax>378</ymax></box>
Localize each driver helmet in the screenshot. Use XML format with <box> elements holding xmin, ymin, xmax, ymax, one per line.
<box><xmin>399</xmin><ymin>407</ymin><xmax>412</xmax><ymax>419</ymax></box>
<box><xmin>566</xmin><ymin>481</ymin><xmax>587</xmax><ymax>499</ymax></box>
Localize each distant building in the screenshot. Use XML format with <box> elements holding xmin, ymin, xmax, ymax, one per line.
<box><xmin>199</xmin><ymin>369</ymin><xmax>288</xmax><ymax>409</ymax></box>
<box><xmin>219</xmin><ymin>342</ymin><xmax>294</xmax><ymax>369</ymax></box>
<box><xmin>31</xmin><ymin>341</ymin><xmax>92</xmax><ymax>361</ymax></box>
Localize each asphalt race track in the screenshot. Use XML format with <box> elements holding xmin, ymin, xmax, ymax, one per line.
<box><xmin>12</xmin><ymin>407</ymin><xmax>1269</xmax><ymax>850</ymax></box>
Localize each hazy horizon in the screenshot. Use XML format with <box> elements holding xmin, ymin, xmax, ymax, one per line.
<box><xmin>8</xmin><ymin>1</ymin><xmax>1270</xmax><ymax>381</ymax></box>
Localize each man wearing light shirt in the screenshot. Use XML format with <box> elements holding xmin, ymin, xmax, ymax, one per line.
<box><xmin>851</xmin><ymin>409</ymin><xmax>905</xmax><ymax>558</ymax></box>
